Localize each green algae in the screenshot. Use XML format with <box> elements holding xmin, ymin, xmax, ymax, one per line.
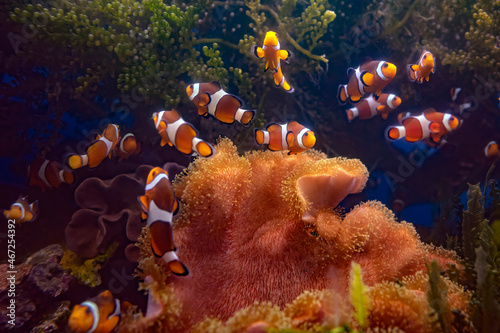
<box><xmin>60</xmin><ymin>242</ymin><xmax>118</xmax><ymax>287</ymax></box>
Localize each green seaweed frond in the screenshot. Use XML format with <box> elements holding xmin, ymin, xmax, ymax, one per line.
<box><xmin>426</xmin><ymin>260</ymin><xmax>450</xmax><ymax>333</ymax></box>
<box><xmin>349</xmin><ymin>262</ymin><xmax>370</xmax><ymax>331</ymax></box>
<box><xmin>202</xmin><ymin>43</ymin><xmax>229</xmax><ymax>86</ymax></box>
<box><xmin>462</xmin><ymin>183</ymin><xmax>485</xmax><ymax>287</ymax></box>
<box><xmin>60</xmin><ymin>242</ymin><xmax>118</xmax><ymax>287</ymax></box>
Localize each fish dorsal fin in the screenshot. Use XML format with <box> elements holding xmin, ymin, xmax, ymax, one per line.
<box><xmin>360</xmin><ymin>56</ymin><xmax>373</xmax><ymax>66</ymax></box>
<box><xmin>423</xmin><ymin>108</ymin><xmax>437</xmax><ymax>115</ymax></box>
<box><xmin>228</xmin><ymin>94</ymin><xmax>243</xmax><ymax>107</ymax></box>
<box><xmin>286</xmin><ymin>131</ymin><xmax>295</xmax><ymax>147</ymax></box>
<box><xmin>360</xmin><ymin>71</ymin><xmax>374</xmax><ymax>86</ymax></box>
<box><xmin>210</xmin><ymin>81</ymin><xmax>222</xmax><ymax>90</ymax></box>
<box><xmin>199</xmin><ymin>93</ymin><xmax>211</xmax><ymax>107</ymax></box>
<box><xmin>266</xmin><ymin>123</ymin><xmax>281</xmax><ymax>133</ymax></box>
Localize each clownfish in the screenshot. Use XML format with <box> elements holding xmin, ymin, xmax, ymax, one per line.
<box><xmin>3</xmin><ymin>196</ymin><xmax>38</xmax><ymax>225</ymax></box>
<box><xmin>338</xmin><ymin>59</ymin><xmax>397</xmax><ymax>104</ymax></box>
<box><xmin>68</xmin><ymin>290</ymin><xmax>128</xmax><ymax>333</ymax></box>
<box><xmin>114</xmin><ymin>133</ymin><xmax>141</xmax><ymax>161</ymax></box>
<box><xmin>346</xmin><ymin>93</ymin><xmax>401</xmax><ymax>122</ymax></box>
<box><xmin>485</xmin><ymin>141</ymin><xmax>499</xmax><ymax>158</ymax></box>
<box><xmin>450</xmin><ymin>87</ymin><xmax>473</xmax><ymax>115</ymax></box>
<box><xmin>387</xmin><ymin>108</ymin><xmax>461</xmax><ymax>145</ymax></box>
<box><xmin>152</xmin><ymin>110</ymin><xmax>214</xmax><ymax>158</ymax></box>
<box><xmin>27</xmin><ymin>158</ymin><xmax>74</xmax><ymax>191</ymax></box>
<box><xmin>407</xmin><ymin>48</ymin><xmax>435</xmax><ymax>83</ymax></box>
<box><xmin>255</xmin><ymin>121</ymin><xmax>316</xmax><ymax>154</ymax></box>
<box><xmin>251</xmin><ymin>31</ymin><xmax>294</xmax><ymax>93</ymax></box>
<box><xmin>138</xmin><ymin>167</ymin><xmax>189</xmax><ymax>276</ymax></box>
<box><xmin>67</xmin><ymin>124</ymin><xmax>120</xmax><ymax>169</ymax></box>
<box><xmin>186</xmin><ymin>82</ymin><xmax>256</xmax><ymax>126</ymax></box>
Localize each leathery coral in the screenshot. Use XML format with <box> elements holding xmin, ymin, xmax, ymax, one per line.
<box><xmin>134</xmin><ymin>138</ymin><xmax>462</xmax><ymax>331</ymax></box>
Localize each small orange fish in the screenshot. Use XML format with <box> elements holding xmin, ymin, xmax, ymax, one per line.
<box><xmin>407</xmin><ymin>48</ymin><xmax>435</xmax><ymax>83</ymax></box>
<box><xmin>252</xmin><ymin>31</ymin><xmax>294</xmax><ymax>93</ymax></box>
<box><xmin>68</xmin><ymin>290</ymin><xmax>127</xmax><ymax>333</ymax></box>
<box><xmin>67</xmin><ymin>124</ymin><xmax>120</xmax><ymax>169</ymax></box>
<box><xmin>27</xmin><ymin>158</ymin><xmax>74</xmax><ymax>191</ymax></box>
<box><xmin>152</xmin><ymin>110</ymin><xmax>214</xmax><ymax>157</ymax></box>
<box><xmin>114</xmin><ymin>133</ymin><xmax>141</xmax><ymax>161</ymax></box>
<box><xmin>138</xmin><ymin>167</ymin><xmax>189</xmax><ymax>276</ymax></box>
<box><xmin>255</xmin><ymin>121</ymin><xmax>316</xmax><ymax>154</ymax></box>
<box><xmin>485</xmin><ymin>141</ymin><xmax>499</xmax><ymax>158</ymax></box>
<box><xmin>338</xmin><ymin>59</ymin><xmax>397</xmax><ymax>104</ymax></box>
<box><xmin>346</xmin><ymin>93</ymin><xmax>401</xmax><ymax>121</ymax></box>
<box><xmin>186</xmin><ymin>82</ymin><xmax>255</xmax><ymax>125</ymax></box>
<box><xmin>387</xmin><ymin>108</ymin><xmax>461</xmax><ymax>145</ymax></box>
<box><xmin>3</xmin><ymin>196</ymin><xmax>38</xmax><ymax>225</ymax></box>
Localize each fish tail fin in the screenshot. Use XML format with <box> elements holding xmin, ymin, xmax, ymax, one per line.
<box><xmin>67</xmin><ymin>154</ymin><xmax>88</xmax><ymax>170</ymax></box>
<box><xmin>194</xmin><ymin>139</ymin><xmax>214</xmax><ymax>158</ymax></box>
<box><xmin>337</xmin><ymin>85</ymin><xmax>348</xmax><ymax>105</ymax></box>
<box><xmin>407</xmin><ymin>64</ymin><xmax>417</xmax><ymax>82</ymax></box>
<box><xmin>236</xmin><ymin>109</ymin><xmax>256</xmax><ymax>126</ymax></box>
<box><xmin>255</xmin><ymin>129</ymin><xmax>269</xmax><ymax>145</ymax></box>
<box><xmin>162</xmin><ymin>251</ymin><xmax>189</xmax><ymax>276</ymax></box>
<box><xmin>62</xmin><ymin>170</ymin><xmax>75</xmax><ymax>184</ymax></box>
<box><xmin>346</xmin><ymin>107</ymin><xmax>358</xmax><ymax>122</ymax></box>
<box><xmin>386</xmin><ymin>126</ymin><xmax>406</xmax><ymax>140</ymax></box>
<box><xmin>281</xmin><ymin>77</ymin><xmax>295</xmax><ymax>93</ymax></box>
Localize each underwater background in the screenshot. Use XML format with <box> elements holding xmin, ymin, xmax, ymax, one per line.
<box><xmin>0</xmin><ymin>0</ymin><xmax>500</xmax><ymax>332</ymax></box>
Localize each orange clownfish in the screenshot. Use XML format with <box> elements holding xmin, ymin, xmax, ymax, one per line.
<box><xmin>186</xmin><ymin>82</ymin><xmax>256</xmax><ymax>126</ymax></box>
<box><xmin>67</xmin><ymin>124</ymin><xmax>120</xmax><ymax>169</ymax></box>
<box><xmin>114</xmin><ymin>133</ymin><xmax>141</xmax><ymax>162</ymax></box>
<box><xmin>338</xmin><ymin>59</ymin><xmax>397</xmax><ymax>104</ymax></box>
<box><xmin>255</xmin><ymin>121</ymin><xmax>316</xmax><ymax>154</ymax></box>
<box><xmin>152</xmin><ymin>110</ymin><xmax>214</xmax><ymax>158</ymax></box>
<box><xmin>3</xmin><ymin>196</ymin><xmax>38</xmax><ymax>225</ymax></box>
<box><xmin>251</xmin><ymin>31</ymin><xmax>294</xmax><ymax>93</ymax></box>
<box><xmin>138</xmin><ymin>167</ymin><xmax>189</xmax><ymax>276</ymax></box>
<box><xmin>27</xmin><ymin>158</ymin><xmax>74</xmax><ymax>191</ymax></box>
<box><xmin>346</xmin><ymin>93</ymin><xmax>401</xmax><ymax>122</ymax></box>
<box><xmin>485</xmin><ymin>141</ymin><xmax>499</xmax><ymax>158</ymax></box>
<box><xmin>407</xmin><ymin>48</ymin><xmax>435</xmax><ymax>83</ymax></box>
<box><xmin>387</xmin><ymin>108</ymin><xmax>461</xmax><ymax>145</ymax></box>
<box><xmin>68</xmin><ymin>290</ymin><xmax>127</xmax><ymax>333</ymax></box>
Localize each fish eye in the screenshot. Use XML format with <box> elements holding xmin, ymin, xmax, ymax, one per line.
<box><xmin>383</xmin><ymin>63</ymin><xmax>388</xmax><ymax>68</ymax></box>
<box><xmin>423</xmin><ymin>55</ymin><xmax>427</xmax><ymax>59</ymax></box>
<box><xmin>85</xmin><ymin>308</ymin><xmax>91</xmax><ymax>314</ymax></box>
<box><xmin>393</xmin><ymin>97</ymin><xmax>397</xmax><ymax>101</ymax></box>
<box><xmin>304</xmin><ymin>132</ymin><xmax>308</xmax><ymax>136</ymax></box>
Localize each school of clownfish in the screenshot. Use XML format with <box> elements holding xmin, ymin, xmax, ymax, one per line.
<box><xmin>2</xmin><ymin>32</ymin><xmax>499</xmax><ymax>333</ymax></box>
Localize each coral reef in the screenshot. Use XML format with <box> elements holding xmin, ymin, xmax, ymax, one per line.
<box><xmin>60</xmin><ymin>242</ymin><xmax>118</xmax><ymax>287</ymax></box>
<box><xmin>64</xmin><ymin>165</ymin><xmax>152</xmax><ymax>259</ymax></box>
<box><xmin>0</xmin><ymin>244</ymin><xmax>74</xmax><ymax>329</ymax></box>
<box><xmin>132</xmin><ymin>138</ymin><xmax>462</xmax><ymax>331</ymax></box>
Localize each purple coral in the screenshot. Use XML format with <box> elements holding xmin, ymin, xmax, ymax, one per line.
<box><xmin>65</xmin><ymin>165</ymin><xmax>153</xmax><ymax>259</ymax></box>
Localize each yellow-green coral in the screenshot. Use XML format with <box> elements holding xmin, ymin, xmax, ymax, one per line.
<box><xmin>60</xmin><ymin>242</ymin><xmax>118</xmax><ymax>287</ymax></box>
<box><xmin>350</xmin><ymin>262</ymin><xmax>371</xmax><ymax>331</ymax></box>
